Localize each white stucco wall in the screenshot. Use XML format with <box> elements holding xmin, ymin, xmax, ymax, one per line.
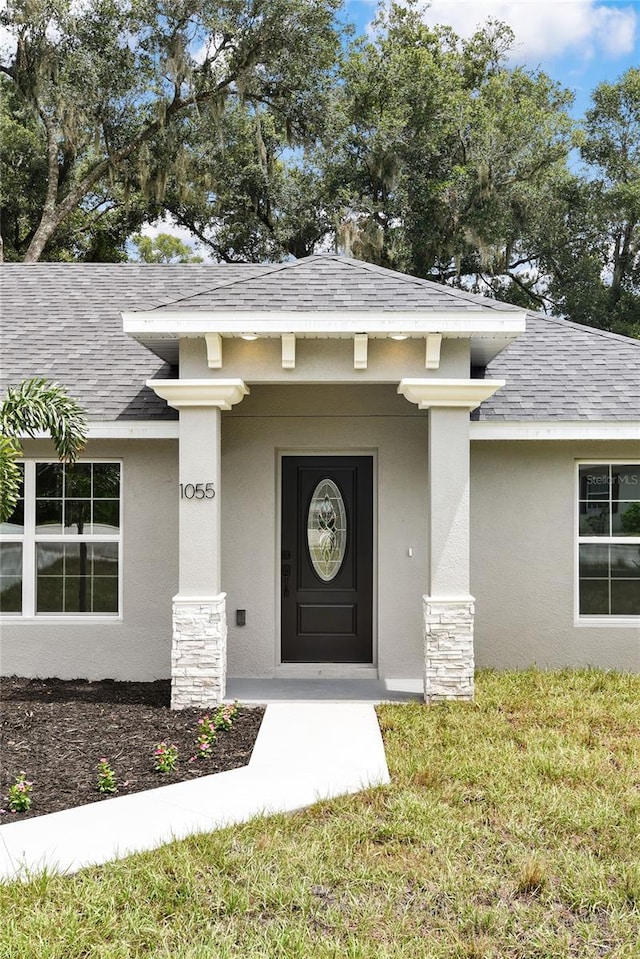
<box><xmin>0</xmin><ymin>439</ymin><xmax>178</xmax><ymax>681</ymax></box>
<box><xmin>221</xmin><ymin>385</ymin><xmax>429</xmax><ymax>678</ymax></box>
<box><xmin>471</xmin><ymin>441</ymin><xmax>640</xmax><ymax>670</ymax></box>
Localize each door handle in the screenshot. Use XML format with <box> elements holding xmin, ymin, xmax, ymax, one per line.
<box><xmin>282</xmin><ymin>564</ymin><xmax>291</xmax><ymax>597</ymax></box>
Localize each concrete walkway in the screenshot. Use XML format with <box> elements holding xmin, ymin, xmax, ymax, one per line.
<box><xmin>0</xmin><ymin>704</ymin><xmax>390</xmax><ymax>882</ymax></box>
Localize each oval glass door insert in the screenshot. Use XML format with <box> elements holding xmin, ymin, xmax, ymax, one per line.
<box><xmin>307</xmin><ymin>479</ymin><xmax>347</xmax><ymax>582</ymax></box>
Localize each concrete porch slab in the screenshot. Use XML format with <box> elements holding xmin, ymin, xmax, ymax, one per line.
<box><xmin>225</xmin><ymin>677</ymin><xmax>424</xmax><ymax>703</ymax></box>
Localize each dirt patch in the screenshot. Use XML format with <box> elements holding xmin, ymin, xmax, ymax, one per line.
<box><xmin>0</xmin><ymin>677</ymin><xmax>264</xmax><ymax>820</ymax></box>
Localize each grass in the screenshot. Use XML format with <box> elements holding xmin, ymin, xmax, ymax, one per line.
<box><xmin>1</xmin><ymin>668</ymin><xmax>639</xmax><ymax>958</ymax></box>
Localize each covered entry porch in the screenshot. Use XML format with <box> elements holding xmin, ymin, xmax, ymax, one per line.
<box><xmin>124</xmin><ymin>255</ymin><xmax>518</xmax><ymax>708</ymax></box>
<box><xmin>145</xmin><ymin>375</ymin><xmax>502</xmax><ymax>709</ymax></box>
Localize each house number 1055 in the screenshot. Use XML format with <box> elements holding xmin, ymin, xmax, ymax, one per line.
<box><xmin>179</xmin><ymin>483</ymin><xmax>216</xmax><ymax>500</ymax></box>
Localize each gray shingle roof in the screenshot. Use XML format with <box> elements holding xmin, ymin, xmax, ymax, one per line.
<box><xmin>475</xmin><ymin>313</ymin><xmax>640</xmax><ymax>421</ymax></box>
<box><xmin>0</xmin><ymin>262</ymin><xmax>256</xmax><ymax>421</ymax></box>
<box><xmin>149</xmin><ymin>253</ymin><xmax>517</xmax><ymax>313</ymax></box>
<box><xmin>1</xmin><ymin>257</ymin><xmax>638</xmax><ymax>422</ymax></box>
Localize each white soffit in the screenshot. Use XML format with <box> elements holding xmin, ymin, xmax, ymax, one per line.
<box><xmin>122</xmin><ymin>309</ymin><xmax>526</xmax><ymax>366</ymax></box>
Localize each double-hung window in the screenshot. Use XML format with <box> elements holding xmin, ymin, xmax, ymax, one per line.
<box><xmin>0</xmin><ymin>461</ymin><xmax>121</xmax><ymax>617</ymax></box>
<box><xmin>578</xmin><ymin>463</ymin><xmax>640</xmax><ymax>619</ymax></box>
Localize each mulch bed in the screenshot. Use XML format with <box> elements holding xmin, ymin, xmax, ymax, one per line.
<box><xmin>0</xmin><ymin>677</ymin><xmax>264</xmax><ymax>821</ymax></box>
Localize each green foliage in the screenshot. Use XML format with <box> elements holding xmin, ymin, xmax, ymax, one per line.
<box><xmin>0</xmin><ymin>0</ymin><xmax>343</xmax><ymax>262</ymax></box>
<box><xmin>2</xmin><ymin>1</ymin><xmax>640</xmax><ymax>339</ymax></box>
<box><xmin>96</xmin><ymin>758</ymin><xmax>117</xmax><ymax>794</ymax></box>
<box><xmin>0</xmin><ymin>378</ymin><xmax>87</xmax><ymax>523</ymax></box>
<box><xmin>320</xmin><ymin>6</ymin><xmax>576</xmax><ymax>305</ymax></box>
<box><xmin>131</xmin><ymin>232</ymin><xmax>202</xmax><ymax>263</ymax></box>
<box><xmin>544</xmin><ymin>68</ymin><xmax>640</xmax><ymax>338</ymax></box>
<box><xmin>6</xmin><ymin>772</ymin><xmax>33</xmax><ymax>813</ymax></box>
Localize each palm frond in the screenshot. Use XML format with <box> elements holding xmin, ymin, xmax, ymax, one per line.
<box><xmin>0</xmin><ymin>378</ymin><xmax>88</xmax><ymax>462</ymax></box>
<box><xmin>0</xmin><ymin>436</ymin><xmax>24</xmax><ymax>524</ymax></box>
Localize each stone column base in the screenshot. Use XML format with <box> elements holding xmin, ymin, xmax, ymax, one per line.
<box><xmin>171</xmin><ymin>593</ymin><xmax>227</xmax><ymax>710</ymax></box>
<box><xmin>423</xmin><ymin>595</ymin><xmax>475</xmax><ymax>703</ymax></box>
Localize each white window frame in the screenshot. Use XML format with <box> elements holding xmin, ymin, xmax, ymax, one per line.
<box><xmin>0</xmin><ymin>458</ymin><xmax>123</xmax><ymax>621</ymax></box>
<box><xmin>575</xmin><ymin>459</ymin><xmax>640</xmax><ymax>626</ymax></box>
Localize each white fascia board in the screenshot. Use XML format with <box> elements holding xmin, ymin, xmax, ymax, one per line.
<box><xmin>122</xmin><ymin>309</ymin><xmax>526</xmax><ymax>337</ymax></box>
<box><xmin>17</xmin><ymin>422</ymin><xmax>180</xmax><ymax>440</ymax></box>
<box><xmin>471</xmin><ymin>421</ymin><xmax>640</xmax><ymax>441</ymax></box>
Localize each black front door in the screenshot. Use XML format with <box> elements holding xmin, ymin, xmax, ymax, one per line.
<box><xmin>281</xmin><ymin>456</ymin><xmax>373</xmax><ymax>663</ymax></box>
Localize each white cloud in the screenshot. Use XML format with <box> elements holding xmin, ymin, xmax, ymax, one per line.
<box><xmin>415</xmin><ymin>1</ymin><xmax>637</xmax><ymax>62</ymax></box>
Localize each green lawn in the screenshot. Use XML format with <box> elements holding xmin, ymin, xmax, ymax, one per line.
<box><xmin>1</xmin><ymin>669</ymin><xmax>639</xmax><ymax>958</ymax></box>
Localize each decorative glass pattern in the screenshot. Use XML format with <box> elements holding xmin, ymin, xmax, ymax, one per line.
<box><xmin>307</xmin><ymin>479</ymin><xmax>347</xmax><ymax>582</ymax></box>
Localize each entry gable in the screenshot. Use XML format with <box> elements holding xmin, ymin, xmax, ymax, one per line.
<box><xmin>122</xmin><ymin>253</ymin><xmax>527</xmax><ymax>369</ymax></box>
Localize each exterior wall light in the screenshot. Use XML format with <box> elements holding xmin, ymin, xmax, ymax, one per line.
<box><xmin>390</xmin><ymin>333</ymin><xmax>409</xmax><ymax>340</ymax></box>
<box><xmin>240</xmin><ymin>333</ymin><xmax>259</xmax><ymax>341</ymax></box>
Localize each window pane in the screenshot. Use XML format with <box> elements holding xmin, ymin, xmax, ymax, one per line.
<box><xmin>91</xmin><ymin>542</ymin><xmax>118</xmax><ymax>574</ymax></box>
<box><xmin>614</xmin><ymin>501</ymin><xmax>640</xmax><ymax>536</ymax></box>
<box><xmin>579</xmin><ymin>544</ymin><xmax>610</xmax><ymax>578</ymax></box>
<box><xmin>36</xmin><ymin>542</ymin><xmax>64</xmax><ymax>574</ymax></box>
<box><xmin>1</xmin><ymin>498</ymin><xmax>24</xmax><ymax>534</ymax></box>
<box><xmin>66</xmin><ymin>463</ymin><xmax>92</xmax><ymax>498</ymax></box>
<box><xmin>36</xmin><ymin>463</ymin><xmax>63</xmax><ymax>497</ymax></box>
<box><xmin>36</xmin><ymin>575</ymin><xmax>64</xmax><ymax>612</ymax></box>
<box><xmin>579</xmin><ymin>503</ymin><xmax>609</xmax><ymax>536</ymax></box>
<box><xmin>92</xmin><ymin>576</ymin><xmax>118</xmax><ymax>613</ymax></box>
<box><xmin>611</xmin><ymin>580</ymin><xmax>640</xmax><ymax>616</ymax></box>
<box><xmin>93</xmin><ymin>464</ymin><xmax>120</xmax><ymax>499</ymax></box>
<box><xmin>610</xmin><ymin>545</ymin><xmax>640</xmax><ymax>578</ymax></box>
<box><xmin>579</xmin><ymin>466</ymin><xmax>610</xmax><ymax>502</ymax></box>
<box><xmin>1</xmin><ymin>463</ymin><xmax>24</xmax><ymax>534</ymax></box>
<box><xmin>64</xmin><ymin>500</ymin><xmax>91</xmax><ymax>534</ymax></box>
<box><xmin>579</xmin><ymin>579</ymin><xmax>609</xmax><ymax>615</ymax></box>
<box><xmin>93</xmin><ymin>500</ymin><xmax>119</xmax><ymax>533</ymax></box>
<box><xmin>613</xmin><ymin>465</ymin><xmax>640</xmax><ymax>503</ymax></box>
<box><xmin>64</xmin><ymin>576</ymin><xmax>90</xmax><ymax>613</ymax></box>
<box><xmin>35</xmin><ymin>542</ymin><xmax>118</xmax><ymax>614</ymax></box>
<box><xmin>36</xmin><ymin>499</ymin><xmax>63</xmax><ymax>533</ymax></box>
<box><xmin>0</xmin><ymin>543</ymin><xmax>23</xmax><ymax>612</ymax></box>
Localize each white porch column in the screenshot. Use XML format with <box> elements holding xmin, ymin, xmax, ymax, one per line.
<box><xmin>398</xmin><ymin>378</ymin><xmax>504</xmax><ymax>703</ymax></box>
<box><xmin>146</xmin><ymin>379</ymin><xmax>249</xmax><ymax>709</ymax></box>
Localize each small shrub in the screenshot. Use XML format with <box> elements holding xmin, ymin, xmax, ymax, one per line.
<box><xmin>154</xmin><ymin>742</ymin><xmax>178</xmax><ymax>773</ymax></box>
<box><xmin>214</xmin><ymin>701</ymin><xmax>239</xmax><ymax>731</ymax></box>
<box><xmin>7</xmin><ymin>772</ymin><xmax>33</xmax><ymax>813</ymax></box>
<box><xmin>194</xmin><ymin>715</ymin><xmax>217</xmax><ymax>759</ymax></box>
<box><xmin>96</xmin><ymin>758</ymin><xmax>117</xmax><ymax>794</ymax></box>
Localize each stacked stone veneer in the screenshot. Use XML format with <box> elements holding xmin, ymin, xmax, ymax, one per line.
<box><xmin>423</xmin><ymin>596</ymin><xmax>475</xmax><ymax>703</ymax></box>
<box><xmin>171</xmin><ymin>594</ymin><xmax>227</xmax><ymax>709</ymax></box>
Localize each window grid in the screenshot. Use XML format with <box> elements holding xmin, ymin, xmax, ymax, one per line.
<box><xmin>577</xmin><ymin>463</ymin><xmax>640</xmax><ymax>619</ymax></box>
<box><xmin>0</xmin><ymin>461</ymin><xmax>121</xmax><ymax>618</ymax></box>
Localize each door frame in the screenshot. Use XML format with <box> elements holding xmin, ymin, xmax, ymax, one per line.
<box><xmin>275</xmin><ymin>449</ymin><xmax>378</xmax><ymax>677</ymax></box>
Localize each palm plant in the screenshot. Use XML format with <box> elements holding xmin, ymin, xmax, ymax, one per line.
<box><xmin>0</xmin><ymin>378</ymin><xmax>87</xmax><ymax>523</ymax></box>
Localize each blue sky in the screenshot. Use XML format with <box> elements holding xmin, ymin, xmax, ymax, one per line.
<box><xmin>344</xmin><ymin>1</ymin><xmax>640</xmax><ymax>116</ymax></box>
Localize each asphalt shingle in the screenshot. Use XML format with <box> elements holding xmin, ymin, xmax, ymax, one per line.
<box><xmin>1</xmin><ymin>257</ymin><xmax>638</xmax><ymax>422</ymax></box>
<box><xmin>475</xmin><ymin>313</ymin><xmax>640</xmax><ymax>421</ymax></box>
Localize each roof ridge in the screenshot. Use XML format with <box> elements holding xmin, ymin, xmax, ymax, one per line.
<box><xmin>142</xmin><ymin>261</ymin><xmax>278</xmax><ymax>310</ymax></box>
<box><xmin>150</xmin><ymin>256</ymin><xmax>365</xmax><ymax>309</ymax></box>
